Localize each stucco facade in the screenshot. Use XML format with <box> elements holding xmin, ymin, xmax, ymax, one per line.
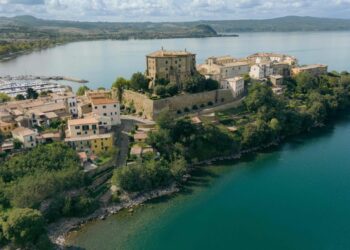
<box><xmin>146</xmin><ymin>49</ymin><xmax>196</xmax><ymax>88</ymax></box>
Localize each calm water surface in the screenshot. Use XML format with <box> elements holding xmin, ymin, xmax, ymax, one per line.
<box><xmin>2</xmin><ymin>32</ymin><xmax>350</xmax><ymax>249</ymax></box>
<box><xmin>0</xmin><ymin>32</ymin><xmax>349</xmax><ymax>90</ymax></box>
<box><xmin>67</xmin><ymin>116</ymin><xmax>350</xmax><ymax>250</ymax></box>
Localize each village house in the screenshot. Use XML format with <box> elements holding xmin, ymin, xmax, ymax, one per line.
<box><xmin>65</xmin><ymin>133</ymin><xmax>113</xmax><ymax>154</ymax></box>
<box><xmin>77</xmin><ymin>97</ymin><xmax>92</xmax><ymax>118</ymax></box>
<box><xmin>269</xmin><ymin>74</ymin><xmax>284</xmax><ymax>86</ymax></box>
<box><xmin>0</xmin><ymin>141</ymin><xmax>14</xmax><ymax>153</ymax></box>
<box><xmin>65</xmin><ymin>116</ymin><xmax>114</xmax><ymax>154</ymax></box>
<box><xmin>133</xmin><ymin>131</ymin><xmax>148</xmax><ymax>142</ymax></box>
<box><xmin>221</xmin><ymin>77</ymin><xmax>245</xmax><ymax>98</ymax></box>
<box><xmin>272</xmin><ymin>63</ymin><xmax>291</xmax><ymax>78</ymax></box>
<box><xmin>66</xmin><ymin>117</ymin><xmax>99</xmax><ymax>137</ymax></box>
<box><xmin>0</xmin><ymin>120</ymin><xmax>17</xmax><ymax>135</ymax></box>
<box><xmin>91</xmin><ymin>97</ymin><xmax>121</xmax><ymax>126</ymax></box>
<box><xmin>49</xmin><ymin>92</ymin><xmax>78</xmax><ymax>117</ymax></box>
<box><xmin>146</xmin><ymin>49</ymin><xmax>196</xmax><ymax>88</ymax></box>
<box><xmin>247</xmin><ymin>52</ymin><xmax>298</xmax><ymax>66</ymax></box>
<box><xmin>11</xmin><ymin>127</ymin><xmax>37</xmax><ymax>148</ymax></box>
<box><xmin>197</xmin><ymin>56</ymin><xmax>250</xmax><ymax>82</ymax></box>
<box><xmin>291</xmin><ymin>64</ymin><xmax>328</xmax><ymax>77</ymax></box>
<box><xmin>249</xmin><ymin>63</ymin><xmax>274</xmax><ymax>80</ymax></box>
<box><xmin>36</xmin><ymin>132</ymin><xmax>61</xmax><ymax>144</ymax></box>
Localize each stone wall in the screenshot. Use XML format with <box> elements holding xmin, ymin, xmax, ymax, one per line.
<box><xmin>122</xmin><ymin>89</ymin><xmax>235</xmax><ymax>120</ymax></box>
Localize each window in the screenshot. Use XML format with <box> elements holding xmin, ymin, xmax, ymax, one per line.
<box><xmin>82</xmin><ymin>125</ymin><xmax>89</xmax><ymax>131</ymax></box>
<box><xmin>115</xmin><ymin>112</ymin><xmax>117</xmax><ymax>115</ymax></box>
<box><xmin>77</xmin><ymin>132</ymin><xmax>81</xmax><ymax>135</ymax></box>
<box><xmin>92</xmin><ymin>125</ymin><xmax>97</xmax><ymax>130</ymax></box>
<box><xmin>165</xmin><ymin>60</ymin><xmax>168</xmax><ymax>64</ymax></box>
<box><xmin>75</xmin><ymin>126</ymin><xmax>80</xmax><ymax>129</ymax></box>
<box><xmin>111</xmin><ymin>112</ymin><xmax>113</xmax><ymax>115</ymax></box>
<box><xmin>103</xmin><ymin>106</ymin><xmax>106</xmax><ymax>109</ymax></box>
<box><xmin>95</xmin><ymin>106</ymin><xmax>98</xmax><ymax>109</ymax></box>
<box><xmin>114</xmin><ymin>104</ymin><xmax>117</xmax><ymax>108</ymax></box>
<box><xmin>103</xmin><ymin>113</ymin><xmax>107</xmax><ymax>116</ymax></box>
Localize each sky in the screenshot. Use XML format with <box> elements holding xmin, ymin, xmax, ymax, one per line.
<box><xmin>0</xmin><ymin>0</ymin><xmax>350</xmax><ymax>22</ymax></box>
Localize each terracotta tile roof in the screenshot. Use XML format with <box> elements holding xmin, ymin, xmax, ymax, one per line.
<box><xmin>12</xmin><ymin>127</ymin><xmax>36</xmax><ymax>137</ymax></box>
<box><xmin>68</xmin><ymin>117</ymin><xmax>99</xmax><ymax>126</ymax></box>
<box><xmin>91</xmin><ymin>98</ymin><xmax>118</xmax><ymax>105</ymax></box>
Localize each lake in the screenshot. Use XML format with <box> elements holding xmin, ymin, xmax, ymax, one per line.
<box><xmin>0</xmin><ymin>31</ymin><xmax>349</xmax><ymax>90</ymax></box>
<box><xmin>2</xmin><ymin>31</ymin><xmax>350</xmax><ymax>250</ymax></box>
<box><xmin>66</xmin><ymin>115</ymin><xmax>350</xmax><ymax>250</ymax></box>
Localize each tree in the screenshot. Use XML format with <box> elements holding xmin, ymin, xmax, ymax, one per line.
<box><xmin>183</xmin><ymin>74</ymin><xmax>219</xmax><ymax>93</ymax></box>
<box><xmin>169</xmin><ymin>156</ymin><xmax>187</xmax><ymax>181</ymax></box>
<box><xmin>26</xmin><ymin>88</ymin><xmax>38</xmax><ymax>99</ymax></box>
<box><xmin>130</xmin><ymin>72</ymin><xmax>149</xmax><ymax>91</ymax></box>
<box><xmin>155</xmin><ymin>78</ymin><xmax>170</xmax><ymax>86</ymax></box>
<box><xmin>155</xmin><ymin>85</ymin><xmax>167</xmax><ymax>97</ymax></box>
<box><xmin>0</xmin><ymin>93</ymin><xmax>11</xmax><ymax>103</ymax></box>
<box><xmin>156</xmin><ymin>110</ymin><xmax>175</xmax><ymax>130</ymax></box>
<box><xmin>76</xmin><ymin>86</ymin><xmax>90</xmax><ymax>96</ymax></box>
<box><xmin>15</xmin><ymin>94</ymin><xmax>25</xmax><ymax>101</ymax></box>
<box><xmin>205</xmin><ymin>78</ymin><xmax>219</xmax><ymax>91</ymax></box>
<box><xmin>1</xmin><ymin>208</ymin><xmax>46</xmax><ymax>247</ymax></box>
<box><xmin>13</xmin><ymin>139</ymin><xmax>22</xmax><ymax>150</ymax></box>
<box><xmin>166</xmin><ymin>83</ymin><xmax>179</xmax><ymax>96</ymax></box>
<box><xmin>244</xmin><ymin>83</ymin><xmax>276</xmax><ymax>112</ymax></box>
<box><xmin>295</xmin><ymin>72</ymin><xmax>317</xmax><ymax>93</ymax></box>
<box><xmin>112</xmin><ymin>77</ymin><xmax>129</xmax><ymax>103</ymax></box>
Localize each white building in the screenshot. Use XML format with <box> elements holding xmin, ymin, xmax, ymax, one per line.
<box><xmin>247</xmin><ymin>53</ymin><xmax>298</xmax><ymax>66</ymax></box>
<box><xmin>11</xmin><ymin>127</ymin><xmax>37</xmax><ymax>148</ymax></box>
<box><xmin>221</xmin><ymin>77</ymin><xmax>245</xmax><ymax>98</ymax></box>
<box><xmin>197</xmin><ymin>56</ymin><xmax>250</xmax><ymax>82</ymax></box>
<box><xmin>249</xmin><ymin>64</ymin><xmax>274</xmax><ymax>80</ymax></box>
<box><xmin>91</xmin><ymin>98</ymin><xmax>121</xmax><ymax>126</ymax></box>
<box><xmin>50</xmin><ymin>93</ymin><xmax>78</xmax><ymax>117</ymax></box>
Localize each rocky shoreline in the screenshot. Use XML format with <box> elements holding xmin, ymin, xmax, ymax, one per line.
<box><xmin>49</xmin><ymin>184</ymin><xmax>180</xmax><ymax>248</ymax></box>
<box><xmin>49</xmin><ymin>140</ymin><xmax>284</xmax><ymax>249</ymax></box>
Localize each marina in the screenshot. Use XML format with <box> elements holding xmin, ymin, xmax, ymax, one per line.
<box><xmin>0</xmin><ymin>76</ymin><xmax>68</xmax><ymax>97</ymax></box>
<box><xmin>0</xmin><ymin>75</ymin><xmax>88</xmax><ymax>97</ymax></box>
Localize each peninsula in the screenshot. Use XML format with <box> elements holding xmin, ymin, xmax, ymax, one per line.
<box><xmin>0</xmin><ymin>49</ymin><xmax>349</xmax><ymax>249</ymax></box>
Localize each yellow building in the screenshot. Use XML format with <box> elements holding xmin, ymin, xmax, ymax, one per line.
<box><xmin>0</xmin><ymin>120</ymin><xmax>17</xmax><ymax>135</ymax></box>
<box><xmin>65</xmin><ymin>133</ymin><xmax>113</xmax><ymax>154</ymax></box>
<box><xmin>146</xmin><ymin>49</ymin><xmax>196</xmax><ymax>88</ymax></box>
<box><xmin>292</xmin><ymin>64</ymin><xmax>328</xmax><ymax>77</ymax></box>
<box><xmin>91</xmin><ymin>133</ymin><xmax>114</xmax><ymax>154</ymax></box>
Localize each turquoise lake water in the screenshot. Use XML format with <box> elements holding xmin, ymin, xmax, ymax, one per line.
<box><xmin>66</xmin><ymin>116</ymin><xmax>350</xmax><ymax>250</ymax></box>
<box><xmin>1</xmin><ymin>31</ymin><xmax>350</xmax><ymax>249</ymax></box>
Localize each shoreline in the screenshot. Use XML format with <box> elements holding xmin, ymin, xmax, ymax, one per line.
<box><xmin>49</xmin><ymin>184</ymin><xmax>180</xmax><ymax>248</ymax></box>
<box><xmin>0</xmin><ymin>34</ymin><xmax>238</xmax><ymax>63</ymax></box>
<box><xmin>49</xmin><ymin>140</ymin><xmax>280</xmax><ymax>248</ymax></box>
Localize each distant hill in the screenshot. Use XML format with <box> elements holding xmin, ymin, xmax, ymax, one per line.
<box><xmin>1</xmin><ymin>15</ymin><xmax>350</xmax><ymax>61</ymax></box>
<box><xmin>0</xmin><ymin>15</ymin><xmax>220</xmax><ymax>41</ymax></box>
<box><xmin>200</xmin><ymin>16</ymin><xmax>350</xmax><ymax>32</ymax></box>
<box><xmin>2</xmin><ymin>15</ymin><xmax>350</xmax><ymax>42</ymax></box>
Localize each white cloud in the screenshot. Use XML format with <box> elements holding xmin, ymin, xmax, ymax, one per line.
<box><xmin>0</xmin><ymin>0</ymin><xmax>350</xmax><ymax>21</ymax></box>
